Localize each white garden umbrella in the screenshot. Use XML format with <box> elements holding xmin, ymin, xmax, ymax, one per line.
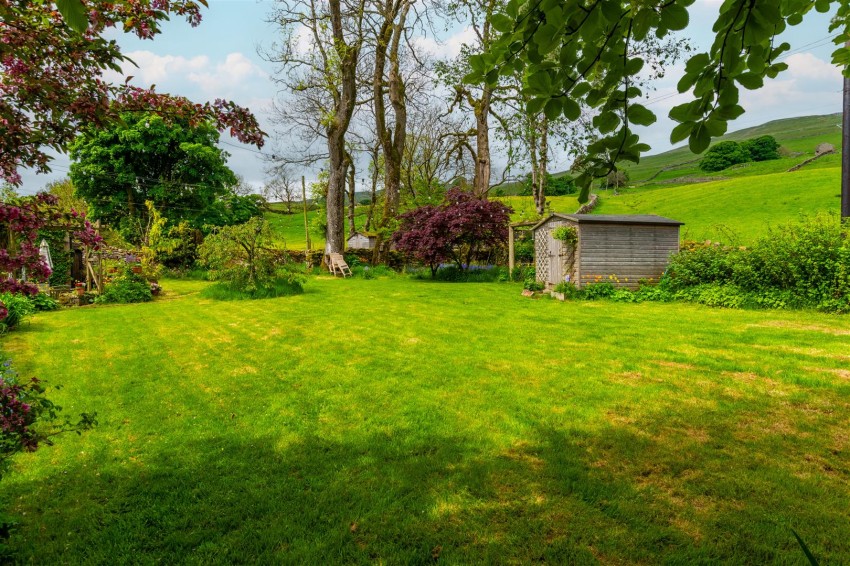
<box><xmin>39</xmin><ymin>239</ymin><xmax>53</xmax><ymax>270</ymax></box>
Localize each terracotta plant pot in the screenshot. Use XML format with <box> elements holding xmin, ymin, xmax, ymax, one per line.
<box><xmin>131</xmin><ymin>266</ymin><xmax>142</xmax><ymax>274</ymax></box>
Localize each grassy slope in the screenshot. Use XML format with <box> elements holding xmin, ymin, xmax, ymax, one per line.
<box><xmin>595</xmin><ymin>167</ymin><xmax>842</xmax><ymax>243</ymax></box>
<box><xmin>622</xmin><ymin>113</ymin><xmax>843</xmax><ymax>183</ymax></box>
<box><xmin>592</xmin><ymin>114</ymin><xmax>844</xmax><ymax>243</ymax></box>
<box><xmin>2</xmin><ymin>278</ymin><xmax>850</xmax><ymax>563</ymax></box>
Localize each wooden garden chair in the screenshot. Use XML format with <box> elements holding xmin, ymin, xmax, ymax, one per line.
<box><xmin>328</xmin><ymin>253</ymin><xmax>352</xmax><ymax>277</ymax></box>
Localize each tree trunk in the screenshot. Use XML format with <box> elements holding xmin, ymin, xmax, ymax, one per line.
<box><xmin>535</xmin><ymin>118</ymin><xmax>549</xmax><ymax>215</ymax></box>
<box><xmin>326</xmin><ymin>136</ymin><xmax>348</xmax><ymax>255</ymax></box>
<box><xmin>372</xmin><ymin>0</ymin><xmax>410</xmax><ymax>263</ymax></box>
<box><xmin>323</xmin><ymin>0</ymin><xmax>359</xmax><ymax>256</ymax></box>
<box><xmin>347</xmin><ymin>155</ymin><xmax>356</xmax><ymax>238</ymax></box>
<box><xmin>364</xmin><ymin>145</ymin><xmax>379</xmax><ymax>232</ymax></box>
<box><xmin>473</xmin><ymin>85</ymin><xmax>492</xmax><ymax>197</ymax></box>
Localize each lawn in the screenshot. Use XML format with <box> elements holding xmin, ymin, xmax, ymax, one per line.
<box><xmin>2</xmin><ymin>277</ymin><xmax>850</xmax><ymax>563</ymax></box>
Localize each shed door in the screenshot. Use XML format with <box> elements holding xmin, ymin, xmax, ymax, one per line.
<box><xmin>549</xmin><ymin>240</ymin><xmax>562</xmax><ymax>285</ymax></box>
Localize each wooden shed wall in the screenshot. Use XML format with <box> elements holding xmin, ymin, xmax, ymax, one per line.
<box><xmin>347</xmin><ymin>234</ymin><xmax>375</xmax><ymax>250</ymax></box>
<box><xmin>577</xmin><ymin>223</ymin><xmax>679</xmax><ymax>288</ymax></box>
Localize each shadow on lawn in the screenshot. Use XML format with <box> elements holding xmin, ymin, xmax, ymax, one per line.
<box><xmin>2</xmin><ymin>425</ymin><xmax>835</xmax><ymax>564</ymax></box>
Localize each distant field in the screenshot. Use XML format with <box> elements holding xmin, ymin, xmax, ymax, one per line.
<box><xmin>497</xmin><ymin>195</ymin><xmax>583</xmax><ymax>222</ymax></box>
<box><xmin>594</xmin><ymin>166</ymin><xmax>842</xmax><ymax>243</ymax></box>
<box><xmin>265</xmin><ymin>114</ymin><xmax>844</xmax><ymax>247</ymax></box>
<box><xmin>264</xmin><ymin>203</ymin><xmax>371</xmax><ymax>250</ymax></box>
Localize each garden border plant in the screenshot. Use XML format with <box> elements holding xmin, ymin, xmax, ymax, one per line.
<box><xmin>550</xmin><ymin>214</ymin><xmax>849</xmax><ymax>313</ymax></box>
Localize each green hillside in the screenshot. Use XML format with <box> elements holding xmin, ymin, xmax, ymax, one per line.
<box><xmin>595</xmin><ymin>167</ymin><xmax>842</xmax><ymax>243</ymax></box>
<box><xmin>623</xmin><ymin>113</ymin><xmax>842</xmax><ymax>184</ymax></box>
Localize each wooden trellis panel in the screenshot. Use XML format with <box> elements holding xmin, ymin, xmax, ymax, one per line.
<box><xmin>534</xmin><ymin>225</ymin><xmax>549</xmax><ymax>283</ymax></box>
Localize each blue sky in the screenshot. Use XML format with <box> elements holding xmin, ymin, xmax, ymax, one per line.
<box><xmin>18</xmin><ymin>0</ymin><xmax>844</xmax><ymax>194</ymax></box>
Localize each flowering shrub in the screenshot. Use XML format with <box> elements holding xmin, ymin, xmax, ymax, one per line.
<box><xmin>0</xmin><ymin>359</ymin><xmax>96</xmax><ymax>549</ymax></box>
<box><xmin>0</xmin><ymin>193</ymin><xmax>102</xmax><ymax>326</ymax></box>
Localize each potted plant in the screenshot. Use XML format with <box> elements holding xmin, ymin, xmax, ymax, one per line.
<box><xmin>74</xmin><ymin>282</ymin><xmax>85</xmax><ymax>296</ymax></box>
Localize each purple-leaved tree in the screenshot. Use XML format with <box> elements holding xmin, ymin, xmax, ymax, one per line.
<box><xmin>393</xmin><ymin>189</ymin><xmax>512</xmax><ymax>276</ymax></box>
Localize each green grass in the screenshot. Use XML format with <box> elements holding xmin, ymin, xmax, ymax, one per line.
<box><xmin>264</xmin><ymin>204</ymin><xmax>371</xmax><ymax>250</ymax></box>
<box><xmin>594</xmin><ymin>167</ymin><xmax>843</xmax><ymax>244</ymax></box>
<box><xmin>2</xmin><ymin>278</ymin><xmax>850</xmax><ymax>563</ymax></box>
<box><xmin>497</xmin><ymin>194</ymin><xmax>583</xmax><ymax>222</ymax></box>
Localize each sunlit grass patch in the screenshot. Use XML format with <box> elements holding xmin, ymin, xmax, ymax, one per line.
<box><xmin>1</xmin><ymin>278</ymin><xmax>849</xmax><ymax>563</ymax></box>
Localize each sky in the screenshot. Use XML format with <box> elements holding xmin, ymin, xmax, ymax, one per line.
<box><xmin>17</xmin><ymin>0</ymin><xmax>845</xmax><ymax>194</ymax></box>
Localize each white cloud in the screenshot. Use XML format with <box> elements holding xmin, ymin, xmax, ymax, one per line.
<box><xmin>413</xmin><ymin>25</ymin><xmax>477</xmax><ymax>59</ymax></box>
<box><xmin>188</xmin><ymin>52</ymin><xmax>268</xmax><ymax>95</ymax></box>
<box><xmin>784</xmin><ymin>52</ymin><xmax>842</xmax><ymax>82</ymax></box>
<box><xmin>116</xmin><ymin>50</ymin><xmax>210</xmax><ymax>86</ymax></box>
<box><xmin>108</xmin><ymin>50</ymin><xmax>268</xmax><ymax>103</ymax></box>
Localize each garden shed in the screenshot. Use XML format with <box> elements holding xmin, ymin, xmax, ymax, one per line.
<box><xmin>531</xmin><ymin>214</ymin><xmax>684</xmax><ymax>289</ymax></box>
<box><xmin>346</xmin><ymin>231</ymin><xmax>377</xmax><ymax>250</ymax></box>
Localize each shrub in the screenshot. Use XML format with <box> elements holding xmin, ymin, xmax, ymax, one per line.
<box><xmin>659</xmin><ymin>215</ymin><xmax>849</xmax><ymax>312</ymax></box>
<box><xmin>520</xmin><ymin>173</ymin><xmax>574</xmax><ymax>196</ymax></box>
<box><xmin>699</xmin><ymin>141</ymin><xmax>750</xmax><ymax>172</ymax></box>
<box><xmin>662</xmin><ymin>243</ymin><xmax>739</xmax><ymax>290</ymax></box>
<box><xmin>548</xmin><ymin>175</ymin><xmax>577</xmax><ymax>196</ymax></box>
<box><xmin>156</xmin><ymin>221</ymin><xmax>201</xmax><ymax>269</ymax></box>
<box><xmin>514</xmin><ymin>237</ymin><xmax>534</xmax><ymax>263</ymax></box>
<box><xmin>519</xmin><ymin>267</ymin><xmax>543</xmax><ymax>291</ymax></box>
<box><xmin>27</xmin><ymin>293</ymin><xmax>59</xmax><ymax>312</ymax></box>
<box><xmin>393</xmin><ymin>189</ymin><xmax>512</xmax><ymax>276</ymax></box>
<box><xmin>199</xmin><ymin>217</ymin><xmax>291</xmax><ymax>293</ymax></box>
<box><xmin>742</xmin><ymin>135</ymin><xmax>780</xmax><ymax>162</ymax></box>
<box><xmin>551</xmin><ymin>225</ymin><xmax>578</xmax><ymax>245</ymax></box>
<box><xmin>0</xmin><ymin>293</ymin><xmax>35</xmax><ymax>332</ymax></box>
<box><xmin>96</xmin><ymin>267</ymin><xmax>153</xmax><ymax>304</ymax></box>
<box><xmin>553</xmin><ymin>281</ymin><xmax>581</xmax><ymax>298</ymax></box>
<box><xmin>511</xmin><ymin>265</ymin><xmax>534</xmax><ymax>282</ymax></box>
<box><xmin>583</xmin><ymin>282</ymin><xmax>616</xmax><ymax>299</ymax></box>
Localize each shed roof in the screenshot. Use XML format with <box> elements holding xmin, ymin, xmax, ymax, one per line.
<box><xmin>347</xmin><ymin>231</ymin><xmax>377</xmax><ymax>240</ymax></box>
<box><xmin>531</xmin><ymin>213</ymin><xmax>684</xmax><ymax>231</ymax></box>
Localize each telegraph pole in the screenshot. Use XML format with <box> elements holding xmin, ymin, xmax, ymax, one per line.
<box><xmin>843</xmin><ymin>42</ymin><xmax>850</xmax><ymax>227</ymax></box>
<box><xmin>302</xmin><ymin>175</ymin><xmax>312</xmax><ymax>262</ymax></box>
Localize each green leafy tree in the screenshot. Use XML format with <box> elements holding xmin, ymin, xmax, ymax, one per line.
<box><xmin>742</xmin><ymin>135</ymin><xmax>781</xmax><ymax>162</ymax></box>
<box><xmin>1</xmin><ymin>0</ymin><xmax>264</xmax><ymax>186</ymax></box>
<box><xmin>469</xmin><ymin>0</ymin><xmax>850</xmax><ymax>201</ymax></box>
<box><xmin>69</xmin><ymin>113</ymin><xmax>250</xmax><ymax>242</ymax></box>
<box><xmin>699</xmin><ymin>141</ymin><xmax>750</xmax><ymax>172</ymax></box>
